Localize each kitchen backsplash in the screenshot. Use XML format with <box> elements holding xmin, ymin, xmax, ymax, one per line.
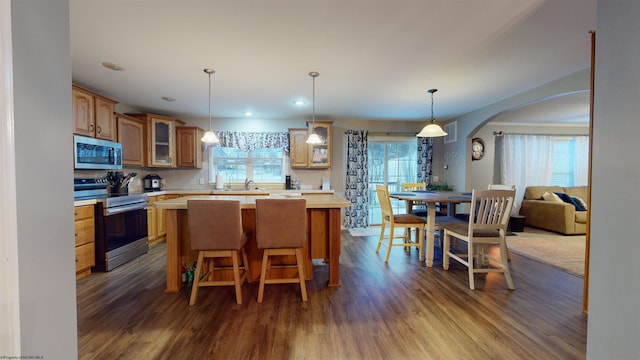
<box><xmin>74</xmin><ymin>167</ymin><xmax>331</xmax><ymax>192</ymax></box>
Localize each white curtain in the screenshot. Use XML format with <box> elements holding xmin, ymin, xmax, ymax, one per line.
<box><xmin>574</xmin><ymin>136</ymin><xmax>590</xmax><ymax>186</ymax></box>
<box><xmin>501</xmin><ymin>134</ymin><xmax>554</xmax><ymax>213</ymax></box>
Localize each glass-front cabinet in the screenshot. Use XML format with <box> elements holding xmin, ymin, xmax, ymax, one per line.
<box><xmin>289</xmin><ymin>121</ymin><xmax>332</xmax><ymax>169</ymax></box>
<box><xmin>126</xmin><ymin>113</ymin><xmax>181</xmax><ymax>168</ymax></box>
<box><xmin>151</xmin><ymin>117</ymin><xmax>174</xmax><ymax>167</ymax></box>
<box><xmin>307</xmin><ymin>121</ymin><xmax>331</xmax><ymax>168</ymax></box>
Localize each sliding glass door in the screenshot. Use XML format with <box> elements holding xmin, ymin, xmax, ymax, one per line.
<box><xmin>368</xmin><ymin>136</ymin><xmax>417</xmax><ymax>225</ymax></box>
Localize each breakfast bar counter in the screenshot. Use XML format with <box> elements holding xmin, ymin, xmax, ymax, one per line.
<box><xmin>155</xmin><ymin>194</ymin><xmax>351</xmax><ymax>292</ymax></box>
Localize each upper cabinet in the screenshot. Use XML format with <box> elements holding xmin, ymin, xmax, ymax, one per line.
<box><xmin>116</xmin><ymin>113</ymin><xmax>146</xmax><ymax>167</ymax></box>
<box><xmin>176</xmin><ymin>126</ymin><xmax>204</xmax><ymax>168</ymax></box>
<box><xmin>126</xmin><ymin>113</ymin><xmax>184</xmax><ymax>168</ymax></box>
<box><xmin>72</xmin><ymin>85</ymin><xmax>117</xmax><ymax>141</ymax></box>
<box><xmin>289</xmin><ymin>121</ymin><xmax>332</xmax><ymax>169</ymax></box>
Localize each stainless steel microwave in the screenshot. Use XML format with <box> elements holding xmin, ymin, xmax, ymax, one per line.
<box><xmin>73</xmin><ymin>135</ymin><xmax>123</xmax><ymax>170</ymax></box>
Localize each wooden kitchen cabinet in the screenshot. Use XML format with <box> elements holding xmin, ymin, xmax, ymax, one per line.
<box><xmin>116</xmin><ymin>113</ymin><xmax>147</xmax><ymax>167</ymax></box>
<box><xmin>147</xmin><ymin>196</ymin><xmax>158</xmax><ymax>245</ymax></box>
<box><xmin>176</xmin><ymin>126</ymin><xmax>204</xmax><ymax>168</ymax></box>
<box><xmin>289</xmin><ymin>121</ymin><xmax>332</xmax><ymax>169</ymax></box>
<box><xmin>147</xmin><ymin>194</ymin><xmax>179</xmax><ymax>246</ymax></box>
<box><xmin>289</xmin><ymin>128</ymin><xmax>310</xmax><ymax>168</ymax></box>
<box><xmin>126</xmin><ymin>113</ymin><xmax>184</xmax><ymax>168</ymax></box>
<box><xmin>72</xmin><ymin>85</ymin><xmax>118</xmax><ymax>141</ymax></box>
<box><xmin>74</xmin><ymin>204</ymin><xmax>95</xmax><ymax>279</ymax></box>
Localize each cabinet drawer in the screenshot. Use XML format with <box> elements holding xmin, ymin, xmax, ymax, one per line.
<box><xmin>74</xmin><ymin>205</ymin><xmax>94</xmax><ymax>221</ymax></box>
<box><xmin>75</xmin><ymin>217</ymin><xmax>95</xmax><ymax>246</ymax></box>
<box><xmin>75</xmin><ymin>242</ymin><xmax>95</xmax><ymax>272</ymax></box>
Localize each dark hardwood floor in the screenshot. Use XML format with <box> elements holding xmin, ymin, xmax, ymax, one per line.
<box><xmin>76</xmin><ymin>231</ymin><xmax>587</xmax><ymax>359</ymax></box>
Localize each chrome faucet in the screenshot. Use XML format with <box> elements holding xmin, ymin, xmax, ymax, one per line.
<box><xmin>244</xmin><ymin>178</ymin><xmax>254</xmax><ymax>190</ymax></box>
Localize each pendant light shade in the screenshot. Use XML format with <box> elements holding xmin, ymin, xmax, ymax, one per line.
<box><xmin>306</xmin><ymin>71</ymin><xmax>324</xmax><ymax>144</ymax></box>
<box><xmin>201</xmin><ymin>68</ymin><xmax>219</xmax><ymax>145</ymax></box>
<box><xmin>417</xmin><ymin>88</ymin><xmax>448</xmax><ymax>138</ymax></box>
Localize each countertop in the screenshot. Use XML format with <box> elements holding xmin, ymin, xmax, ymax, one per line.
<box><xmin>74</xmin><ymin>189</ymin><xmax>335</xmax><ymax>206</ymax></box>
<box><xmin>73</xmin><ymin>199</ymin><xmax>97</xmax><ymax>207</ymax></box>
<box><xmin>154</xmin><ymin>194</ymin><xmax>351</xmax><ymax>210</ymax></box>
<box><xmin>144</xmin><ymin>188</ymin><xmax>335</xmax><ymax>197</ymax></box>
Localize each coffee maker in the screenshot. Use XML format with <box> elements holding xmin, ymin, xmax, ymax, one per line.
<box><xmin>143</xmin><ymin>174</ymin><xmax>163</xmax><ymax>192</ymax></box>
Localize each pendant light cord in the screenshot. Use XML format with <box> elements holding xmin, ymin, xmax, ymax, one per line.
<box><xmin>208</xmin><ymin>71</ymin><xmax>212</xmax><ymax>130</ymax></box>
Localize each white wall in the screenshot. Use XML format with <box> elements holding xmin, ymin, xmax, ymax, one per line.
<box><xmin>11</xmin><ymin>0</ymin><xmax>78</xmax><ymax>358</ymax></box>
<box><xmin>467</xmin><ymin>123</ymin><xmax>589</xmax><ymax>192</ymax></box>
<box><xmin>587</xmin><ymin>1</ymin><xmax>640</xmax><ymax>358</ymax></box>
<box><xmin>439</xmin><ymin>69</ymin><xmax>591</xmax><ymax>192</ymax></box>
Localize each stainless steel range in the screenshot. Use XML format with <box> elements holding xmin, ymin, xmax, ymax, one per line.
<box><xmin>74</xmin><ymin>177</ymin><xmax>148</xmax><ymax>271</ymax></box>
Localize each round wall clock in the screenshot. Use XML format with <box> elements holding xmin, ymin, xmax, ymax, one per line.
<box><xmin>472</xmin><ymin>137</ymin><xmax>485</xmax><ymax>161</ymax></box>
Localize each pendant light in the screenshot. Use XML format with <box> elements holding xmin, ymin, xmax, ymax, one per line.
<box><xmin>306</xmin><ymin>71</ymin><xmax>323</xmax><ymax>144</ymax></box>
<box><xmin>201</xmin><ymin>68</ymin><xmax>220</xmax><ymax>145</ymax></box>
<box><xmin>417</xmin><ymin>88</ymin><xmax>448</xmax><ymax>138</ymax></box>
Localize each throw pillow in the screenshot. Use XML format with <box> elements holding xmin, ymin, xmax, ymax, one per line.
<box><xmin>573</xmin><ymin>196</ymin><xmax>588</xmax><ymax>211</ymax></box>
<box><xmin>554</xmin><ymin>192</ymin><xmax>585</xmax><ymax>211</ymax></box>
<box><xmin>543</xmin><ymin>192</ymin><xmax>562</xmax><ymax>202</ymax></box>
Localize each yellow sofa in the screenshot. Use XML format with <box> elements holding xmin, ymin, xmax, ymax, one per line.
<box><xmin>519</xmin><ymin>186</ymin><xmax>588</xmax><ymax>235</ymax></box>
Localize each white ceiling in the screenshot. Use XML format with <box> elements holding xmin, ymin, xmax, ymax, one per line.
<box><xmin>69</xmin><ymin>0</ymin><xmax>595</xmax><ymax>125</ymax></box>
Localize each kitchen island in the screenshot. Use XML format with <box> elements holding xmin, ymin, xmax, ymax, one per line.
<box><xmin>154</xmin><ymin>194</ymin><xmax>351</xmax><ymax>292</ymax></box>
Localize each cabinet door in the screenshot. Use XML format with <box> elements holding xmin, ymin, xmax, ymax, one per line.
<box><xmin>75</xmin><ymin>242</ymin><xmax>95</xmax><ymax>273</ymax></box>
<box><xmin>117</xmin><ymin>114</ymin><xmax>146</xmax><ymax>167</ymax></box>
<box><xmin>289</xmin><ymin>128</ymin><xmax>309</xmax><ymax>168</ymax></box>
<box><xmin>149</xmin><ymin>117</ymin><xmax>175</xmax><ymax>167</ymax></box>
<box><xmin>307</xmin><ymin>122</ymin><xmax>331</xmax><ymax>168</ymax></box>
<box><xmin>94</xmin><ymin>96</ymin><xmax>117</xmax><ymax>141</ymax></box>
<box><xmin>156</xmin><ymin>195</ymin><xmax>167</xmax><ymax>238</ymax></box>
<box><xmin>176</xmin><ymin>127</ymin><xmax>203</xmax><ymax>168</ymax></box>
<box><xmin>72</xmin><ymin>88</ymin><xmax>95</xmax><ymax>137</ymax></box>
<box><xmin>74</xmin><ymin>205</ymin><xmax>95</xmax><ymax>279</ymax></box>
<box><xmin>147</xmin><ymin>196</ymin><xmax>158</xmax><ymax>244</ymax></box>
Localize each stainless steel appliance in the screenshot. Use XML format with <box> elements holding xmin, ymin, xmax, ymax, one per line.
<box><xmin>74</xmin><ymin>177</ymin><xmax>148</xmax><ymax>271</ymax></box>
<box><xmin>143</xmin><ymin>174</ymin><xmax>163</xmax><ymax>191</ymax></box>
<box><xmin>73</xmin><ymin>135</ymin><xmax>123</xmax><ymax>170</ymax></box>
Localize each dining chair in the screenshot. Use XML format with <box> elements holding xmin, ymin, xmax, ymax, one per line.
<box><xmin>187</xmin><ymin>200</ymin><xmax>251</xmax><ymax>305</ymax></box>
<box><xmin>442</xmin><ymin>189</ymin><xmax>516</xmax><ymax>290</ymax></box>
<box><xmin>488</xmin><ymin>184</ymin><xmax>516</xmax><ymax>191</ymax></box>
<box><xmin>401</xmin><ymin>182</ymin><xmax>428</xmax><ymax>217</ymax></box>
<box><xmin>375</xmin><ymin>184</ymin><xmax>427</xmax><ymax>262</ymax></box>
<box><xmin>255</xmin><ymin>198</ymin><xmax>308</xmax><ymax>303</ymax></box>
<box><xmin>487</xmin><ymin>184</ymin><xmax>516</xmax><ymax>260</ymax></box>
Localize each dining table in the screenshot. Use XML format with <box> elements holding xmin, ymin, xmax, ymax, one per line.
<box><xmin>388</xmin><ymin>190</ymin><xmax>472</xmax><ymax>267</ymax></box>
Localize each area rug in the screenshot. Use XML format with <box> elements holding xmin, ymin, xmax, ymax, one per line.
<box><xmin>350</xmin><ymin>226</ymin><xmax>586</xmax><ymax>277</ymax></box>
<box><xmin>507</xmin><ymin>227</ymin><xmax>586</xmax><ymax>277</ymax></box>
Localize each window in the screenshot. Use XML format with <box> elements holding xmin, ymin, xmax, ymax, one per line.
<box><xmin>550</xmin><ymin>138</ymin><xmax>576</xmax><ymax>186</ymax></box>
<box><xmin>367</xmin><ymin>136</ymin><xmax>418</xmax><ymax>224</ymax></box>
<box><xmin>210</xmin><ymin>147</ymin><xmax>285</xmax><ymax>183</ymax></box>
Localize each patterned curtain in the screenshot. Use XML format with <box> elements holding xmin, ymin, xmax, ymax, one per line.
<box><xmin>343</xmin><ymin>130</ymin><xmax>368</xmax><ymax>228</ymax></box>
<box><xmin>417</xmin><ymin>137</ymin><xmax>433</xmax><ymax>186</ymax></box>
<box><xmin>214</xmin><ymin>131</ymin><xmax>289</xmax><ymax>152</ymax></box>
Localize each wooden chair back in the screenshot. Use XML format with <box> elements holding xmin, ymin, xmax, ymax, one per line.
<box><xmin>401</xmin><ymin>182</ymin><xmax>427</xmax><ymax>192</ymax></box>
<box><xmin>468</xmin><ymin>189</ymin><xmax>515</xmax><ymax>234</ymax></box>
<box><xmin>376</xmin><ymin>184</ymin><xmax>393</xmax><ymax>222</ymax></box>
<box><xmin>488</xmin><ymin>184</ymin><xmax>516</xmax><ymax>191</ymax></box>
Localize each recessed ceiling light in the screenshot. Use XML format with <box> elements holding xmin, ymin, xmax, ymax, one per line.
<box><xmin>244</xmin><ymin>111</ymin><xmax>253</xmax><ymax>116</ymax></box>
<box><xmin>102</xmin><ymin>62</ymin><xmax>124</xmax><ymax>71</ymax></box>
<box><xmin>161</xmin><ymin>96</ymin><xmax>176</xmax><ymax>102</ymax></box>
<box><xmin>294</xmin><ymin>100</ymin><xmax>305</xmax><ymax>106</ymax></box>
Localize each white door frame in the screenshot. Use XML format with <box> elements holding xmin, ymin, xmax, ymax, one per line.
<box><xmin>0</xmin><ymin>0</ymin><xmax>21</xmax><ymax>354</ymax></box>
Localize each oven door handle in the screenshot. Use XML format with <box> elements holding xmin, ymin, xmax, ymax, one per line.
<box><xmin>103</xmin><ymin>202</ymin><xmax>147</xmax><ymax>216</ymax></box>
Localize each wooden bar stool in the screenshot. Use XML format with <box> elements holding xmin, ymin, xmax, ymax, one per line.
<box><xmin>255</xmin><ymin>198</ymin><xmax>308</xmax><ymax>303</ymax></box>
<box><xmin>187</xmin><ymin>200</ymin><xmax>250</xmax><ymax>305</ymax></box>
